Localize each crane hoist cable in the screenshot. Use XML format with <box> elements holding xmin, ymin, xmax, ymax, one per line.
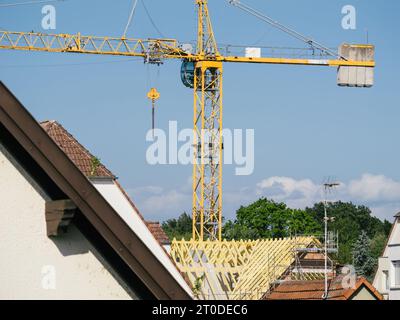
<box><xmin>140</xmin><ymin>0</ymin><xmax>165</xmax><ymax>38</ymax></box>
<box><xmin>0</xmin><ymin>0</ymin><xmax>66</xmax><ymax>8</ymax></box>
<box><xmin>147</xmin><ymin>87</ymin><xmax>160</xmax><ymax>138</ymax></box>
<box><xmin>145</xmin><ymin>61</ymin><xmax>161</xmax><ymax>136</ymax></box>
<box><xmin>123</xmin><ymin>0</ymin><xmax>163</xmax><ymax>137</ymax></box>
<box><xmin>123</xmin><ymin>0</ymin><xmax>138</xmax><ymax>38</ymax></box>
<box><xmin>228</xmin><ymin>0</ymin><xmax>343</xmax><ymax>59</ymax></box>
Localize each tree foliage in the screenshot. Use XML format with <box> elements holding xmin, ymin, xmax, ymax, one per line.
<box><xmin>305</xmin><ymin>201</ymin><xmax>391</xmax><ymax>264</ymax></box>
<box><xmin>352</xmin><ymin>231</ymin><xmax>376</xmax><ymax>280</ymax></box>
<box><xmin>370</xmin><ymin>232</ymin><xmax>387</xmax><ymax>261</ymax></box>
<box><xmin>161</xmin><ymin>199</ymin><xmax>392</xmax><ymax>275</ymax></box>
<box><xmin>162</xmin><ymin>212</ymin><xmax>192</xmax><ymax>241</ymax></box>
<box><xmin>223</xmin><ymin>198</ymin><xmax>321</xmax><ymax>240</ymax></box>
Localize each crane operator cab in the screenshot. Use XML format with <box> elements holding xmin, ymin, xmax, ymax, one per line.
<box><xmin>181</xmin><ymin>60</ymin><xmax>195</xmax><ymax>88</ymax></box>
<box><xmin>181</xmin><ymin>60</ymin><xmax>222</xmax><ymax>91</ymax></box>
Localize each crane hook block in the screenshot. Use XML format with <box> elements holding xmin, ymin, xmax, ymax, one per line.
<box><xmin>147</xmin><ymin>87</ymin><xmax>160</xmax><ymax>101</ymax></box>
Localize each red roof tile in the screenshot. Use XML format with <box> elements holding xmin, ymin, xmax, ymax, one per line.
<box><xmin>146</xmin><ymin>221</ymin><xmax>171</xmax><ymax>245</ymax></box>
<box><xmin>40</xmin><ymin>120</ymin><xmax>114</xmax><ymax>178</ymax></box>
<box><xmin>264</xmin><ymin>276</ymin><xmax>383</xmax><ymax>300</ymax></box>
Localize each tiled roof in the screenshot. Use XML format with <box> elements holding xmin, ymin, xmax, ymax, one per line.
<box><xmin>146</xmin><ymin>222</ymin><xmax>171</xmax><ymax>245</ymax></box>
<box><xmin>40</xmin><ymin>120</ymin><xmax>114</xmax><ymax>178</ymax></box>
<box><xmin>40</xmin><ymin>120</ymin><xmax>175</xmax><ymax>250</ymax></box>
<box><xmin>264</xmin><ymin>276</ymin><xmax>383</xmax><ymax>300</ymax></box>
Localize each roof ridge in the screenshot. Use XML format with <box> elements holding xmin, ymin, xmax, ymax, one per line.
<box><xmin>51</xmin><ymin>121</ymin><xmax>96</xmax><ymax>158</ymax></box>
<box><xmin>40</xmin><ymin>120</ymin><xmax>56</xmax><ymax>130</ymax></box>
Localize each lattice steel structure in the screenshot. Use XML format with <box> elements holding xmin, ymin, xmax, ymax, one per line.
<box><xmin>192</xmin><ymin>61</ymin><xmax>223</xmax><ymax>241</ymax></box>
<box><xmin>171</xmin><ymin>237</ymin><xmax>322</xmax><ymax>300</ymax></box>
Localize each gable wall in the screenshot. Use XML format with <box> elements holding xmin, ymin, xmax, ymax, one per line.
<box><xmin>373</xmin><ymin>218</ymin><xmax>400</xmax><ymax>300</ymax></box>
<box><xmin>0</xmin><ymin>142</ymin><xmax>136</xmax><ymax>299</ymax></box>
<box><xmin>351</xmin><ymin>287</ymin><xmax>378</xmax><ymax>300</ymax></box>
<box><xmin>389</xmin><ymin>221</ymin><xmax>400</xmax><ymax>246</ymax></box>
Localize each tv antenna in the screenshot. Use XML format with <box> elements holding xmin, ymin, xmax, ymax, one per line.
<box><xmin>322</xmin><ymin>180</ymin><xmax>340</xmax><ymax>299</ymax></box>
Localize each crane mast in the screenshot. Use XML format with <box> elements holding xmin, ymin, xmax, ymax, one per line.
<box><xmin>192</xmin><ymin>0</ymin><xmax>223</xmax><ymax>241</ymax></box>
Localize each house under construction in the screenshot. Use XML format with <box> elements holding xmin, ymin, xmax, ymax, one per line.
<box><xmin>171</xmin><ymin>234</ymin><xmax>338</xmax><ymax>300</ymax></box>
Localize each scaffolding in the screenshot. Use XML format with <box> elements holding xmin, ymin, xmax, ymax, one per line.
<box><xmin>287</xmin><ymin>232</ymin><xmax>338</xmax><ymax>281</ymax></box>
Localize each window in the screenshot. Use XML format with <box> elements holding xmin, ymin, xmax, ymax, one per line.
<box><xmin>383</xmin><ymin>270</ymin><xmax>389</xmax><ymax>291</ymax></box>
<box><xmin>394</xmin><ymin>261</ymin><xmax>400</xmax><ymax>287</ymax></box>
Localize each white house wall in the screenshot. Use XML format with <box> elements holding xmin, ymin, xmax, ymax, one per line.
<box><xmin>351</xmin><ymin>287</ymin><xmax>379</xmax><ymax>300</ymax></box>
<box><xmin>373</xmin><ymin>218</ymin><xmax>400</xmax><ymax>300</ymax></box>
<box><xmin>388</xmin><ymin>234</ymin><xmax>400</xmax><ymax>300</ymax></box>
<box><xmin>91</xmin><ymin>179</ymin><xmax>193</xmax><ymax>297</ymax></box>
<box><xmin>373</xmin><ymin>257</ymin><xmax>389</xmax><ymax>299</ymax></box>
<box><xmin>0</xmin><ymin>143</ymin><xmax>135</xmax><ymax>300</ymax></box>
<box><xmin>388</xmin><ymin>221</ymin><xmax>400</xmax><ymax>246</ymax></box>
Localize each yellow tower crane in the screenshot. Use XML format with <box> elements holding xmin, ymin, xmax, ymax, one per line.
<box><xmin>0</xmin><ymin>0</ymin><xmax>375</xmax><ymax>242</ymax></box>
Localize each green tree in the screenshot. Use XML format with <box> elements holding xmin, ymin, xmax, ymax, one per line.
<box><xmin>383</xmin><ymin>220</ymin><xmax>393</xmax><ymax>236</ymax></box>
<box><xmin>162</xmin><ymin>200</ymin><xmax>391</xmax><ymax>274</ymax></box>
<box><xmin>223</xmin><ymin>220</ymin><xmax>259</xmax><ymax>240</ymax></box>
<box><xmin>305</xmin><ymin>201</ymin><xmax>391</xmax><ymax>264</ymax></box>
<box><xmin>223</xmin><ymin>198</ymin><xmax>321</xmax><ymax>240</ymax></box>
<box><xmin>162</xmin><ymin>212</ymin><xmax>192</xmax><ymax>240</ymax></box>
<box><xmin>370</xmin><ymin>232</ymin><xmax>387</xmax><ymax>260</ymax></box>
<box><xmin>287</xmin><ymin>209</ymin><xmax>322</xmax><ymax>236</ymax></box>
<box><xmin>352</xmin><ymin>231</ymin><xmax>376</xmax><ymax>280</ymax></box>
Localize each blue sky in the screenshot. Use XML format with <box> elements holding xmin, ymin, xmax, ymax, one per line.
<box><xmin>1</xmin><ymin>0</ymin><xmax>399</xmax><ymax>222</ymax></box>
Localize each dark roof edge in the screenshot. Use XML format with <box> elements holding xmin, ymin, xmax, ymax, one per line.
<box><xmin>0</xmin><ymin>82</ymin><xmax>191</xmax><ymax>300</ymax></box>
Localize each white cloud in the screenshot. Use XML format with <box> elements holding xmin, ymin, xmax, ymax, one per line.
<box><xmin>254</xmin><ymin>174</ymin><xmax>400</xmax><ymax>221</ymax></box>
<box><xmin>142</xmin><ymin>190</ymin><xmax>189</xmax><ymax>212</ymax></box>
<box><xmin>128</xmin><ymin>186</ymin><xmax>190</xmax><ymax>221</ymax></box>
<box><xmin>256</xmin><ymin>176</ymin><xmax>321</xmax><ymax>208</ymax></box>
<box><xmin>130</xmin><ymin>185</ymin><xmax>164</xmax><ymax>195</ymax></box>
<box><xmin>127</xmin><ymin>174</ymin><xmax>400</xmax><ymax>222</ymax></box>
<box><xmin>348</xmin><ymin>174</ymin><xmax>400</xmax><ymax>202</ymax></box>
